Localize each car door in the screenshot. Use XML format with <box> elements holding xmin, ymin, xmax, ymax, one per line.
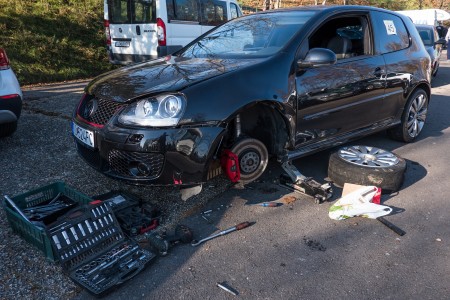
<box><xmin>200</xmin><ymin>0</ymin><xmax>228</xmax><ymax>34</ymax></box>
<box><xmin>108</xmin><ymin>0</ymin><xmax>157</xmax><ymax>58</ymax></box>
<box><xmin>166</xmin><ymin>0</ymin><xmax>202</xmax><ymax>47</ymax></box>
<box><xmin>370</xmin><ymin>11</ymin><xmax>420</xmax><ymax>121</ymax></box>
<box><xmin>295</xmin><ymin>14</ymin><xmax>387</xmax><ymax>146</ymax></box>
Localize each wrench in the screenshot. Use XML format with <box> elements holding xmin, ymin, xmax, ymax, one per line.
<box><xmin>191</xmin><ymin>221</ymin><xmax>253</xmax><ymax>247</ymax></box>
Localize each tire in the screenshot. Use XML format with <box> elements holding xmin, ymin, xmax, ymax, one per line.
<box><xmin>0</xmin><ymin>121</ymin><xmax>18</xmax><ymax>137</ymax></box>
<box><xmin>230</xmin><ymin>138</ymin><xmax>268</xmax><ymax>185</ymax></box>
<box><xmin>388</xmin><ymin>88</ymin><xmax>428</xmax><ymax>143</ymax></box>
<box><xmin>328</xmin><ymin>145</ymin><xmax>406</xmax><ymax>194</ymax></box>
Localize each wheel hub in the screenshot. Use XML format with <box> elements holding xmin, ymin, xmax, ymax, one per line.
<box><xmin>240</xmin><ymin>151</ymin><xmax>260</xmax><ymax>174</ymax></box>
<box><xmin>338</xmin><ymin>145</ymin><xmax>399</xmax><ymax>167</ymax></box>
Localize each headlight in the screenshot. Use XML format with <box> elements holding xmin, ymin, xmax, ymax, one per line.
<box><xmin>118</xmin><ymin>94</ymin><xmax>186</xmax><ymax>127</ymax></box>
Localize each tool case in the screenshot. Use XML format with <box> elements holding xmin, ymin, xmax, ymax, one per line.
<box><xmin>47</xmin><ymin>201</ymin><xmax>156</xmax><ymax>295</ymax></box>
<box><xmin>94</xmin><ymin>191</ymin><xmax>160</xmax><ymax>236</ymax></box>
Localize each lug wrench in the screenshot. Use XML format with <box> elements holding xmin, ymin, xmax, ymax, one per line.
<box><xmin>191</xmin><ymin>221</ymin><xmax>253</xmax><ymax>247</ymax></box>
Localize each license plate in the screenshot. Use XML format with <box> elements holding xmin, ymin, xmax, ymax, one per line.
<box><xmin>115</xmin><ymin>41</ymin><xmax>130</xmax><ymax>47</ymax></box>
<box><xmin>72</xmin><ymin>122</ymin><xmax>95</xmax><ymax>148</ymax></box>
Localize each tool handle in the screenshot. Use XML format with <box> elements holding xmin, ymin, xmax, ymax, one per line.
<box><xmin>4</xmin><ymin>195</ymin><xmax>31</xmax><ymax>223</ymax></box>
<box><xmin>259</xmin><ymin>202</ymin><xmax>279</xmax><ymax>207</ymax></box>
<box><xmin>235</xmin><ymin>221</ymin><xmax>251</xmax><ymax>230</ymax></box>
<box><xmin>377</xmin><ymin>217</ymin><xmax>406</xmax><ymax>236</ymax></box>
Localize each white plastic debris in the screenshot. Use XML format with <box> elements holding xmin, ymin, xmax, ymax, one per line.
<box><xmin>329</xmin><ymin>185</ymin><xmax>391</xmax><ymax>220</ymax></box>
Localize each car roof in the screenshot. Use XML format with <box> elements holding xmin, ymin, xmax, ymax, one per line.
<box><xmin>255</xmin><ymin>5</ymin><xmax>400</xmax><ymax>14</ymax></box>
<box><xmin>415</xmin><ymin>24</ymin><xmax>435</xmax><ymax>29</ymax></box>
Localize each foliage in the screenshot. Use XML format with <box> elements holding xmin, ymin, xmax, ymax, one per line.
<box><xmin>0</xmin><ymin>0</ymin><xmax>449</xmax><ymax>84</ymax></box>
<box><xmin>243</xmin><ymin>0</ymin><xmax>450</xmax><ymax>12</ymax></box>
<box><xmin>0</xmin><ymin>0</ymin><xmax>115</xmax><ymax>85</ymax></box>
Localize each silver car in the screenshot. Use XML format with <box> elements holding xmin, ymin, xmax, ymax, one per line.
<box><xmin>0</xmin><ymin>48</ymin><xmax>22</xmax><ymax>137</ymax></box>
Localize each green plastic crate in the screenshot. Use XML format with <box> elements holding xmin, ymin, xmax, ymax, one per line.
<box><xmin>2</xmin><ymin>182</ymin><xmax>92</xmax><ymax>261</ymax></box>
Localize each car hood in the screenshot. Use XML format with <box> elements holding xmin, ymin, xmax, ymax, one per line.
<box><xmin>86</xmin><ymin>56</ymin><xmax>262</xmax><ymax>102</ymax></box>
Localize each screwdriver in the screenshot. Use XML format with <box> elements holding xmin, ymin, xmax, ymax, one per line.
<box><xmin>252</xmin><ymin>202</ymin><xmax>282</xmax><ymax>207</ymax></box>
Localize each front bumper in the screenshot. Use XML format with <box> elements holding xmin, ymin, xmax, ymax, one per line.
<box><xmin>72</xmin><ymin>116</ymin><xmax>225</xmax><ymax>186</ymax></box>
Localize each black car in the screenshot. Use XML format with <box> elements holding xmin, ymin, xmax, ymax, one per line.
<box><xmin>415</xmin><ymin>24</ymin><xmax>446</xmax><ymax>78</ymax></box>
<box><xmin>72</xmin><ymin>5</ymin><xmax>431</xmax><ymax>186</ymax></box>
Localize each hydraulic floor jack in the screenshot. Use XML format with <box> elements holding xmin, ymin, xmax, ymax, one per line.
<box><xmin>279</xmin><ymin>161</ymin><xmax>333</xmax><ymax>204</ymax></box>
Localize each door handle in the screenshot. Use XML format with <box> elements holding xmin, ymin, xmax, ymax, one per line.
<box><xmin>136</xmin><ymin>25</ymin><xmax>141</xmax><ymax>35</ymax></box>
<box><xmin>373</xmin><ymin>67</ymin><xmax>385</xmax><ymax>77</ymax></box>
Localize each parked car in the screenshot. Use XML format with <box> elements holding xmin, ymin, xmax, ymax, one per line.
<box><xmin>0</xmin><ymin>48</ymin><xmax>22</xmax><ymax>137</ymax></box>
<box><xmin>415</xmin><ymin>24</ymin><xmax>446</xmax><ymax>77</ymax></box>
<box><xmin>72</xmin><ymin>5</ymin><xmax>431</xmax><ymax>186</ymax></box>
<box><xmin>104</xmin><ymin>0</ymin><xmax>243</xmax><ymax>64</ymax></box>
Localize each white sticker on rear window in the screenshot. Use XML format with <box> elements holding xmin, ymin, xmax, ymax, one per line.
<box><xmin>383</xmin><ymin>20</ymin><xmax>397</xmax><ymax>35</ymax></box>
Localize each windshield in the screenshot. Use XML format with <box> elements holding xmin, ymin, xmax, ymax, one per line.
<box><xmin>178</xmin><ymin>11</ymin><xmax>316</xmax><ymax>59</ymax></box>
<box><xmin>417</xmin><ymin>28</ymin><xmax>434</xmax><ymax>46</ymax></box>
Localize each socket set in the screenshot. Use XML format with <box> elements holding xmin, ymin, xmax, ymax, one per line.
<box><xmin>94</xmin><ymin>191</ymin><xmax>160</xmax><ymax>236</ymax></box>
<box><xmin>47</xmin><ymin>202</ymin><xmax>156</xmax><ymax>295</ymax></box>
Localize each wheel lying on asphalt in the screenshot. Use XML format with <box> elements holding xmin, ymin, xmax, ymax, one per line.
<box><xmin>231</xmin><ymin>138</ymin><xmax>268</xmax><ymax>185</ymax></box>
<box><xmin>328</xmin><ymin>145</ymin><xmax>406</xmax><ymax>194</ymax></box>
<box><xmin>388</xmin><ymin>88</ymin><xmax>428</xmax><ymax>143</ymax></box>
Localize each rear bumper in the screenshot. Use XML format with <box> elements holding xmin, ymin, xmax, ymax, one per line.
<box><xmin>0</xmin><ymin>94</ymin><xmax>22</xmax><ymax>124</ymax></box>
<box><xmin>108</xmin><ymin>53</ymin><xmax>158</xmax><ymax>65</ymax></box>
<box><xmin>107</xmin><ymin>45</ymin><xmax>183</xmax><ymax>65</ymax></box>
<box><xmin>72</xmin><ymin>117</ymin><xmax>226</xmax><ymax>186</ymax></box>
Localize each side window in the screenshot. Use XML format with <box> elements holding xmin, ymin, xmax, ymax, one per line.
<box><xmin>371</xmin><ymin>11</ymin><xmax>409</xmax><ymax>54</ymax></box>
<box><xmin>309</xmin><ymin>16</ymin><xmax>372</xmax><ymax>60</ymax></box>
<box><xmin>132</xmin><ymin>0</ymin><xmax>156</xmax><ymax>23</ymax></box>
<box><xmin>109</xmin><ymin>0</ymin><xmax>130</xmax><ymax>24</ymax></box>
<box><xmin>201</xmin><ymin>0</ymin><xmax>227</xmax><ymax>26</ymax></box>
<box><xmin>167</xmin><ymin>0</ymin><xmax>200</xmax><ymax>22</ymax></box>
<box><xmin>230</xmin><ymin>3</ymin><xmax>238</xmax><ymax>19</ymax></box>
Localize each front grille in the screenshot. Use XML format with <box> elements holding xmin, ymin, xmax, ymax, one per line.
<box><xmin>108</xmin><ymin>149</ymin><xmax>164</xmax><ymax>178</ymax></box>
<box><xmin>79</xmin><ymin>96</ymin><xmax>126</xmax><ymax>126</ymax></box>
<box><xmin>76</xmin><ymin>142</ymin><xmax>103</xmax><ymax>169</ymax></box>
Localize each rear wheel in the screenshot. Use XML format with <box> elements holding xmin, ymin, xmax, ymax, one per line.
<box><xmin>388</xmin><ymin>88</ymin><xmax>428</xmax><ymax>142</ymax></box>
<box><xmin>230</xmin><ymin>138</ymin><xmax>268</xmax><ymax>185</ymax></box>
<box><xmin>0</xmin><ymin>121</ymin><xmax>18</xmax><ymax>137</ymax></box>
<box><xmin>328</xmin><ymin>145</ymin><xmax>406</xmax><ymax>194</ymax></box>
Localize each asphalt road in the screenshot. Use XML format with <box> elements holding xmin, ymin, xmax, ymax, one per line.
<box><xmin>2</xmin><ymin>53</ymin><xmax>450</xmax><ymax>300</ymax></box>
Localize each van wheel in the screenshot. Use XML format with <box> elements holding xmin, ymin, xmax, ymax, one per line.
<box><xmin>0</xmin><ymin>121</ymin><xmax>18</xmax><ymax>137</ymax></box>
<box><xmin>328</xmin><ymin>145</ymin><xmax>406</xmax><ymax>194</ymax></box>
<box><xmin>388</xmin><ymin>88</ymin><xmax>428</xmax><ymax>143</ymax></box>
<box><xmin>231</xmin><ymin>138</ymin><xmax>268</xmax><ymax>185</ymax></box>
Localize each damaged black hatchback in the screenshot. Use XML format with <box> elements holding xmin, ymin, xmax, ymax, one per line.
<box><xmin>72</xmin><ymin>5</ymin><xmax>431</xmax><ymax>186</ymax></box>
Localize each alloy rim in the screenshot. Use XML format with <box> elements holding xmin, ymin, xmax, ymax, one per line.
<box><xmin>407</xmin><ymin>93</ymin><xmax>427</xmax><ymax>138</ymax></box>
<box><xmin>338</xmin><ymin>145</ymin><xmax>399</xmax><ymax>167</ymax></box>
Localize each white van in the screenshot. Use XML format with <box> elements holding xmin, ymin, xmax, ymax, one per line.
<box><xmin>104</xmin><ymin>0</ymin><xmax>243</xmax><ymax>64</ymax></box>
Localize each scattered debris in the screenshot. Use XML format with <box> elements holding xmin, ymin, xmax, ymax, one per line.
<box><xmin>250</xmin><ymin>202</ymin><xmax>282</xmax><ymax>207</ymax></box>
<box><xmin>281</xmin><ymin>195</ymin><xmax>297</xmax><ymax>205</ymax></box>
<box><xmin>180</xmin><ymin>185</ymin><xmax>203</xmax><ymax>201</ymax></box>
<box><xmin>217</xmin><ymin>282</ymin><xmax>238</xmax><ymax>296</ymax></box>
<box><xmin>330</xmin><ymin>184</ymin><xmax>406</xmax><ymax>236</ymax></box>
<box><xmin>303</xmin><ymin>237</ymin><xmax>326</xmax><ymax>252</ymax></box>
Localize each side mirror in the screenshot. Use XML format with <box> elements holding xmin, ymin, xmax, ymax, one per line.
<box><xmin>435</xmin><ymin>38</ymin><xmax>446</xmax><ymax>45</ymax></box>
<box><xmin>297</xmin><ymin>48</ymin><xmax>337</xmax><ymax>68</ymax></box>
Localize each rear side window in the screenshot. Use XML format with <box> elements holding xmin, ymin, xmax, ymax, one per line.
<box><xmin>230</xmin><ymin>3</ymin><xmax>239</xmax><ymax>19</ymax></box>
<box><xmin>108</xmin><ymin>0</ymin><xmax>156</xmax><ymax>24</ymax></box>
<box><xmin>201</xmin><ymin>0</ymin><xmax>227</xmax><ymax>26</ymax></box>
<box><xmin>109</xmin><ymin>0</ymin><xmax>130</xmax><ymax>23</ymax></box>
<box><xmin>167</xmin><ymin>0</ymin><xmax>200</xmax><ymax>22</ymax></box>
<box><xmin>371</xmin><ymin>11</ymin><xmax>410</xmax><ymax>54</ymax></box>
